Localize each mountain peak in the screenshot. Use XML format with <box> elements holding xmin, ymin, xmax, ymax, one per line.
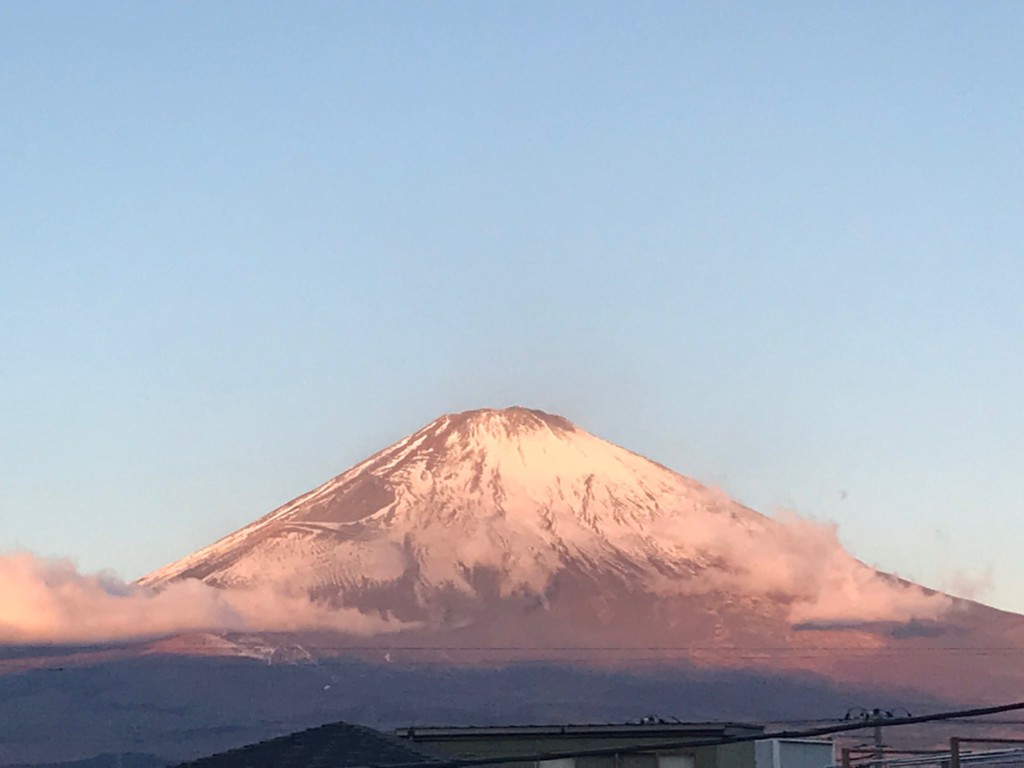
<box><xmin>440</xmin><ymin>406</ymin><xmax>577</xmax><ymax>438</ymax></box>
<box><xmin>140</xmin><ymin>406</ymin><xmax>697</xmax><ymax>591</ymax></box>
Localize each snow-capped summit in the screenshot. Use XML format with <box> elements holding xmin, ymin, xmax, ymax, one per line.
<box><xmin>139</xmin><ymin>406</ymin><xmax>743</xmax><ymax>596</ymax></box>
<box><xmin>140</xmin><ymin>407</ymin><xmax>948</xmax><ymax>630</ymax></box>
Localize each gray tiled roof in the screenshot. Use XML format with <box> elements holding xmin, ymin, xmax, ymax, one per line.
<box><xmin>173</xmin><ymin>722</ymin><xmax>440</xmax><ymax>768</ymax></box>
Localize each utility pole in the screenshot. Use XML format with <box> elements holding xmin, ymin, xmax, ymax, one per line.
<box><xmin>872</xmin><ymin>710</ymin><xmax>884</xmax><ymax>768</ymax></box>
<box><xmin>844</xmin><ymin>706</ymin><xmax>912</xmax><ymax>768</ymax></box>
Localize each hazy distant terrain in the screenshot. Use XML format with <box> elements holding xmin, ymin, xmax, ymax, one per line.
<box><xmin>0</xmin><ymin>653</ymin><xmax>950</xmax><ymax>766</ymax></box>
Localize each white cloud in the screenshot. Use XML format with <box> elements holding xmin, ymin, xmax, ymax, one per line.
<box><xmin>647</xmin><ymin>505</ymin><xmax>953</xmax><ymax>624</ymax></box>
<box><xmin>0</xmin><ymin>551</ymin><xmax>411</xmax><ymax>644</ymax></box>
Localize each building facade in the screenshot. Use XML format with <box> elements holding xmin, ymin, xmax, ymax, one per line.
<box><xmin>395</xmin><ymin>722</ymin><xmax>771</xmax><ymax>768</ymax></box>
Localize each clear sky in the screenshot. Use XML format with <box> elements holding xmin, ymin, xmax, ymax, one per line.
<box><xmin>2</xmin><ymin>3</ymin><xmax>1022</xmax><ymax>611</ymax></box>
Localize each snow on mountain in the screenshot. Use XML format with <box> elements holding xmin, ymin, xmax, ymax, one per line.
<box><xmin>140</xmin><ymin>407</ymin><xmax>949</xmax><ymax>627</ymax></box>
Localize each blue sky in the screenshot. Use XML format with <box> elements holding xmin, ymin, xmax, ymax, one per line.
<box><xmin>2</xmin><ymin>3</ymin><xmax>1022</xmax><ymax>611</ymax></box>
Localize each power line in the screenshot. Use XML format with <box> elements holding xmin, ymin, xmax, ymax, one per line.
<box><xmin>157</xmin><ymin>643</ymin><xmax>1024</xmax><ymax>655</ymax></box>
<box><xmin>944</xmin><ymin>720</ymin><xmax>1024</xmax><ymax>727</ymax></box>
<box><xmin>851</xmin><ymin>748</ymin><xmax>1024</xmax><ymax>768</ymax></box>
<box><xmin>266</xmin><ymin>646</ymin><xmax>1024</xmax><ymax>652</ymax></box>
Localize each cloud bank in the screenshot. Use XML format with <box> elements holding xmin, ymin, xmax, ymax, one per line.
<box><xmin>1</xmin><ymin>503</ymin><xmax>960</xmax><ymax>646</ymax></box>
<box><xmin>648</xmin><ymin>504</ymin><xmax>953</xmax><ymax>624</ymax></box>
<box><xmin>0</xmin><ymin>552</ymin><xmax>408</xmax><ymax>645</ymax></box>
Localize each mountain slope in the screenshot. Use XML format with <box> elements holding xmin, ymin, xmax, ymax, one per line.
<box><xmin>142</xmin><ymin>407</ymin><xmax>952</xmax><ymax>630</ymax></box>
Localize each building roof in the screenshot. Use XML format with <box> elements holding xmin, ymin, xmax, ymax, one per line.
<box><xmin>173</xmin><ymin>721</ymin><xmax>441</xmax><ymax>768</ymax></box>
<box><xmin>396</xmin><ymin>722</ymin><xmax>765</xmax><ymax>741</ymax></box>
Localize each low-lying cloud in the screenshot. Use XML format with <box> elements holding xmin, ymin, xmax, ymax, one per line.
<box><xmin>647</xmin><ymin>503</ymin><xmax>954</xmax><ymax>624</ymax></box>
<box><xmin>1</xmin><ymin>500</ymin><xmax>961</xmax><ymax>645</ymax></box>
<box><xmin>0</xmin><ymin>552</ymin><xmax>409</xmax><ymax>645</ymax></box>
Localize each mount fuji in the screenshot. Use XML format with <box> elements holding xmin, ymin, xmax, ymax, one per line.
<box><xmin>134</xmin><ymin>407</ymin><xmax>1024</xmax><ymax>697</ymax></box>
<box><xmin>141</xmin><ymin>407</ymin><xmax>943</xmax><ymax>625</ymax></box>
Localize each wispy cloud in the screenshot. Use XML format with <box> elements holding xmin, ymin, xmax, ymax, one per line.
<box><xmin>941</xmin><ymin>567</ymin><xmax>994</xmax><ymax>604</ymax></box>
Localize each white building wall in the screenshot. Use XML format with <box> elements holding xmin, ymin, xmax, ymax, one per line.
<box><xmin>756</xmin><ymin>740</ymin><xmax>835</xmax><ymax>768</ymax></box>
